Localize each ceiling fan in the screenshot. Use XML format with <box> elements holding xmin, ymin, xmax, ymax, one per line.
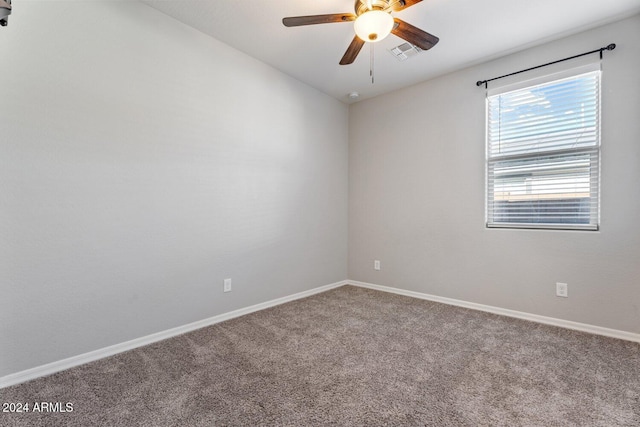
<box><xmin>283</xmin><ymin>0</ymin><xmax>439</xmax><ymax>65</ymax></box>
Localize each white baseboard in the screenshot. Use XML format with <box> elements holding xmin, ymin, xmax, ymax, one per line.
<box><xmin>0</xmin><ymin>280</ymin><xmax>348</xmax><ymax>389</ymax></box>
<box><xmin>347</xmin><ymin>280</ymin><xmax>640</xmax><ymax>343</ymax></box>
<box><xmin>4</xmin><ymin>279</ymin><xmax>637</xmax><ymax>389</ymax></box>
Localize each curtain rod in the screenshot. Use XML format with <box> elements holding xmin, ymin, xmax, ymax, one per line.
<box><xmin>476</xmin><ymin>43</ymin><xmax>616</xmax><ymax>89</ymax></box>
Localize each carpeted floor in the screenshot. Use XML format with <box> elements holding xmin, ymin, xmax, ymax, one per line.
<box><xmin>1</xmin><ymin>285</ymin><xmax>639</xmax><ymax>426</ymax></box>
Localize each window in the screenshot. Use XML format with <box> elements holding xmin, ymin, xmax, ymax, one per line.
<box><xmin>486</xmin><ymin>67</ymin><xmax>601</xmax><ymax>230</ymax></box>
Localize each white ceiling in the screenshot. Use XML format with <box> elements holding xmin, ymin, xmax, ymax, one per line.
<box><xmin>141</xmin><ymin>0</ymin><xmax>640</xmax><ymax>103</ymax></box>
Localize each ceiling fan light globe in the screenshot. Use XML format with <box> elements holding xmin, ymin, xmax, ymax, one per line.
<box><xmin>354</xmin><ymin>10</ymin><xmax>393</xmax><ymax>43</ymax></box>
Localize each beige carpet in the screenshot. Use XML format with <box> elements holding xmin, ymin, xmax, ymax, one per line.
<box><xmin>1</xmin><ymin>285</ymin><xmax>639</xmax><ymax>426</ymax></box>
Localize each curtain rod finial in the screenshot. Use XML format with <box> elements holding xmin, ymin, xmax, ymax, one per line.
<box><xmin>606</xmin><ymin>43</ymin><xmax>616</xmax><ymax>51</ymax></box>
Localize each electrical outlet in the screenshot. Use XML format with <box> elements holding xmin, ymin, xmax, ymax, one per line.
<box><xmin>223</xmin><ymin>278</ymin><xmax>232</xmax><ymax>293</ymax></box>
<box><xmin>374</xmin><ymin>260</ymin><xmax>381</xmax><ymax>271</ymax></box>
<box><xmin>556</xmin><ymin>282</ymin><xmax>568</xmax><ymax>298</ymax></box>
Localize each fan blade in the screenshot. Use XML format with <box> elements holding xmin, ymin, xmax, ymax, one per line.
<box><xmin>391</xmin><ymin>18</ymin><xmax>439</xmax><ymax>50</ymax></box>
<box><xmin>389</xmin><ymin>0</ymin><xmax>423</xmax><ymax>12</ymax></box>
<box><xmin>283</xmin><ymin>13</ymin><xmax>356</xmax><ymax>27</ymax></box>
<box><xmin>339</xmin><ymin>36</ymin><xmax>365</xmax><ymax>65</ymax></box>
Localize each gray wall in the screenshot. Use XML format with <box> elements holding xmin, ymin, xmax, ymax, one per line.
<box><xmin>349</xmin><ymin>15</ymin><xmax>640</xmax><ymax>334</ymax></box>
<box><xmin>0</xmin><ymin>2</ymin><xmax>348</xmax><ymax>377</ymax></box>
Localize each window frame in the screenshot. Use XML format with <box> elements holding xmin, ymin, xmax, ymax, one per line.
<box><xmin>485</xmin><ymin>64</ymin><xmax>601</xmax><ymax>231</ymax></box>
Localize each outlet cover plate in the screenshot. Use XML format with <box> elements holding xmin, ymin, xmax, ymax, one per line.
<box><xmin>556</xmin><ymin>282</ymin><xmax>568</xmax><ymax>298</ymax></box>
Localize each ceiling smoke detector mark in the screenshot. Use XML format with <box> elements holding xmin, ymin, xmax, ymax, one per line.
<box><xmin>389</xmin><ymin>42</ymin><xmax>422</xmax><ymax>61</ymax></box>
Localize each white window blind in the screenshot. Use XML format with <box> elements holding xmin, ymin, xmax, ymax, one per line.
<box><xmin>486</xmin><ymin>68</ymin><xmax>601</xmax><ymax>230</ymax></box>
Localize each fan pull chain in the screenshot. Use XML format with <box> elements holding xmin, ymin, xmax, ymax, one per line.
<box><xmin>370</xmin><ymin>43</ymin><xmax>374</xmax><ymax>84</ymax></box>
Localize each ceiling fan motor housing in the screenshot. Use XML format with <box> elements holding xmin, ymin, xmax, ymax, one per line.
<box><xmin>355</xmin><ymin>0</ymin><xmax>393</xmax><ymax>16</ymax></box>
